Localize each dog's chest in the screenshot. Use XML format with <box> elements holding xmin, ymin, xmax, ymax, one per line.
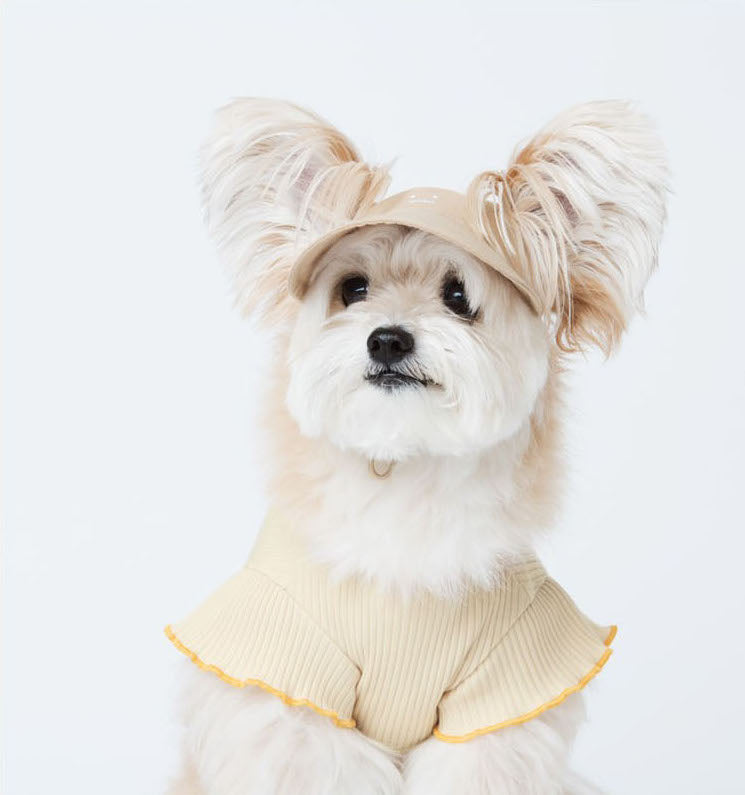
<box><xmin>246</xmin><ymin>512</ymin><xmax>534</xmax><ymax>750</ymax></box>
<box><xmin>169</xmin><ymin>511</ymin><xmax>613</xmax><ymax>753</ymax></box>
<box><xmin>168</xmin><ymin>509</ymin><xmax>546</xmax><ymax>752</ymax></box>
<box><xmin>334</xmin><ymin>586</ymin><xmax>495</xmax><ymax>749</ymax></box>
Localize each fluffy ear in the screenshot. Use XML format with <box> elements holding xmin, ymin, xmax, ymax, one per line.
<box><xmin>201</xmin><ymin>98</ymin><xmax>390</xmax><ymax>324</ymax></box>
<box><xmin>468</xmin><ymin>101</ymin><xmax>669</xmax><ymax>354</ymax></box>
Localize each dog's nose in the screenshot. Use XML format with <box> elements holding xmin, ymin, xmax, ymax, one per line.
<box><xmin>367</xmin><ymin>325</ymin><xmax>415</xmax><ymax>366</ymax></box>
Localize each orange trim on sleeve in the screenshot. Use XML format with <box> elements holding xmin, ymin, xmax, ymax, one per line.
<box><xmin>433</xmin><ymin>625</ymin><xmax>617</xmax><ymax>743</ymax></box>
<box><xmin>164</xmin><ymin>625</ymin><xmax>356</xmax><ymax>729</ymax></box>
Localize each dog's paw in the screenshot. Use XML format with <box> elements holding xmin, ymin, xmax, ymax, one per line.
<box><xmin>403</xmin><ymin>695</ymin><xmax>589</xmax><ymax>795</ymax></box>
<box><xmin>179</xmin><ymin>665</ymin><xmax>402</xmax><ymax>795</ymax></box>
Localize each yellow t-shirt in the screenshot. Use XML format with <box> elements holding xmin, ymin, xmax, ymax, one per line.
<box><xmin>166</xmin><ymin>509</ymin><xmax>615</xmax><ymax>753</ymax></box>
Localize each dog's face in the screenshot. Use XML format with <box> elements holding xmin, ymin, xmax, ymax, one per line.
<box><xmin>286</xmin><ymin>226</ymin><xmax>550</xmax><ymax>460</ymax></box>
<box><xmin>201</xmin><ymin>99</ymin><xmax>667</xmax><ymax>461</ymax></box>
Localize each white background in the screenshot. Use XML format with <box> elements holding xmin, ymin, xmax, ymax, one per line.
<box><xmin>3</xmin><ymin>1</ymin><xmax>745</xmax><ymax>793</ymax></box>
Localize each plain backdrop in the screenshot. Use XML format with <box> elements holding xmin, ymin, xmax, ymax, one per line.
<box><xmin>3</xmin><ymin>1</ymin><xmax>745</xmax><ymax>793</ymax></box>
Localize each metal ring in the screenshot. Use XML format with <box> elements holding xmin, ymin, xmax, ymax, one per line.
<box><xmin>369</xmin><ymin>459</ymin><xmax>395</xmax><ymax>479</ymax></box>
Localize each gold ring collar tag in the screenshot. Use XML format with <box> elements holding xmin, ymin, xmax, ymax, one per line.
<box><xmin>369</xmin><ymin>459</ymin><xmax>395</xmax><ymax>479</ymax></box>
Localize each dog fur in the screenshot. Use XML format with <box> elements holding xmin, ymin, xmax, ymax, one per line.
<box><xmin>168</xmin><ymin>98</ymin><xmax>668</xmax><ymax>794</ymax></box>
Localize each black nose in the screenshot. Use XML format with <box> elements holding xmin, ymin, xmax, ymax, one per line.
<box><xmin>367</xmin><ymin>325</ymin><xmax>415</xmax><ymax>366</ymax></box>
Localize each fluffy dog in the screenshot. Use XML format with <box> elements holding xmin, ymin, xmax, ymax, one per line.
<box><xmin>166</xmin><ymin>98</ymin><xmax>668</xmax><ymax>795</ymax></box>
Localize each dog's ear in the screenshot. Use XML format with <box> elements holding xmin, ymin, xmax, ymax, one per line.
<box><xmin>468</xmin><ymin>101</ymin><xmax>669</xmax><ymax>354</ymax></box>
<box><xmin>201</xmin><ymin>98</ymin><xmax>390</xmax><ymax>324</ymax></box>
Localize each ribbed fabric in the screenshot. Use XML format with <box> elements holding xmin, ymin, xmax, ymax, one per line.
<box><xmin>167</xmin><ymin>508</ymin><xmax>614</xmax><ymax>752</ymax></box>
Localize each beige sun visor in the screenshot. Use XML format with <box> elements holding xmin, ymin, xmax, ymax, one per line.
<box><xmin>287</xmin><ymin>187</ymin><xmax>540</xmax><ymax>312</ymax></box>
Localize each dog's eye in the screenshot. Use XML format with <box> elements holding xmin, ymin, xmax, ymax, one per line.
<box><xmin>442</xmin><ymin>277</ymin><xmax>475</xmax><ymax>319</ymax></box>
<box><xmin>341</xmin><ymin>275</ymin><xmax>368</xmax><ymax>307</ymax></box>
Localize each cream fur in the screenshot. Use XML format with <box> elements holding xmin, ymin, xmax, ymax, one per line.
<box><xmin>168</xmin><ymin>665</ymin><xmax>594</xmax><ymax>795</ymax></box>
<box><xmin>169</xmin><ymin>666</ymin><xmax>402</xmax><ymax>795</ymax></box>
<box><xmin>276</xmin><ymin>226</ymin><xmax>557</xmax><ymax>596</ymax></box>
<box><xmin>468</xmin><ymin>101</ymin><xmax>669</xmax><ymax>353</ymax></box>
<box><xmin>169</xmin><ymin>98</ymin><xmax>668</xmax><ymax>793</ymax></box>
<box><xmin>404</xmin><ymin>691</ymin><xmax>598</xmax><ymax>795</ymax></box>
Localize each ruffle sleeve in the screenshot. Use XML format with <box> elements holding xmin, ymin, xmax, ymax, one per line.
<box><xmin>434</xmin><ymin>576</ymin><xmax>616</xmax><ymax>742</ymax></box>
<box><xmin>165</xmin><ymin>566</ymin><xmax>359</xmax><ymax>728</ymax></box>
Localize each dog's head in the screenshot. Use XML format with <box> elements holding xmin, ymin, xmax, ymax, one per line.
<box><xmin>201</xmin><ymin>99</ymin><xmax>668</xmax><ymax>461</ymax></box>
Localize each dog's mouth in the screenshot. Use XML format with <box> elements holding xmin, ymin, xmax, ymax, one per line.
<box><xmin>365</xmin><ymin>369</ymin><xmax>435</xmax><ymax>390</ymax></box>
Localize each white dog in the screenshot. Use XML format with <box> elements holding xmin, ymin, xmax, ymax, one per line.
<box><xmin>166</xmin><ymin>98</ymin><xmax>668</xmax><ymax>795</ymax></box>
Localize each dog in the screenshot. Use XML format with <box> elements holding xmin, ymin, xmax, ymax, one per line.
<box><xmin>165</xmin><ymin>98</ymin><xmax>668</xmax><ymax>795</ymax></box>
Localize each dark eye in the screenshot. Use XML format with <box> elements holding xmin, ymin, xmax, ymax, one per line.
<box><xmin>341</xmin><ymin>275</ymin><xmax>368</xmax><ymax>307</ymax></box>
<box><xmin>442</xmin><ymin>277</ymin><xmax>475</xmax><ymax>319</ymax></box>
